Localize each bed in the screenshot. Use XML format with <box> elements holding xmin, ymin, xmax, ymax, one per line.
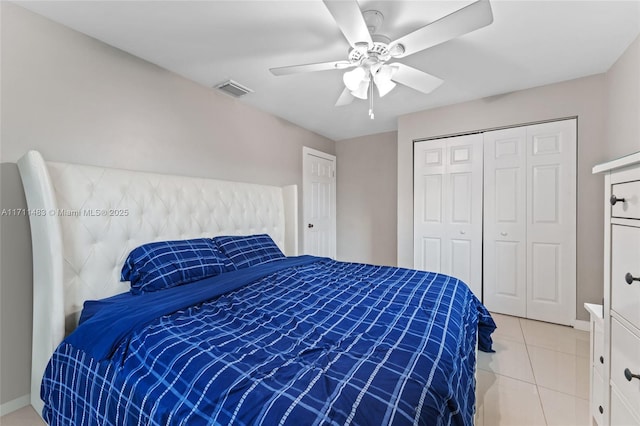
<box><xmin>18</xmin><ymin>150</ymin><xmax>495</xmax><ymax>426</ymax></box>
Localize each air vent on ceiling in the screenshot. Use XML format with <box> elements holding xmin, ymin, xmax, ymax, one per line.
<box><xmin>215</xmin><ymin>80</ymin><xmax>253</xmax><ymax>97</ymax></box>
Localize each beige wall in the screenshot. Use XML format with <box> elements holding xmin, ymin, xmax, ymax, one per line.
<box><xmin>606</xmin><ymin>34</ymin><xmax>640</xmax><ymax>160</ymax></box>
<box><xmin>336</xmin><ymin>131</ymin><xmax>397</xmax><ymax>266</ymax></box>
<box><xmin>397</xmin><ymin>74</ymin><xmax>609</xmax><ymax>323</ymax></box>
<box><xmin>0</xmin><ymin>3</ymin><xmax>334</xmax><ymax>407</ymax></box>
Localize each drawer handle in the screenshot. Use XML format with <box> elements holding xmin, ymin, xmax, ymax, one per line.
<box><xmin>610</xmin><ymin>194</ymin><xmax>626</xmax><ymax>206</ymax></box>
<box><xmin>625</xmin><ymin>273</ymin><xmax>640</xmax><ymax>285</ymax></box>
<box><xmin>624</xmin><ymin>368</ymin><xmax>640</xmax><ymax>381</ymax></box>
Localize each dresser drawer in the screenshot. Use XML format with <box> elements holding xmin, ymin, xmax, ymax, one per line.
<box><xmin>611</xmin><ymin>180</ymin><xmax>640</xmax><ymax>220</ymax></box>
<box><xmin>612</xmin><ymin>225</ymin><xmax>640</xmax><ymax>330</ymax></box>
<box><xmin>594</xmin><ymin>318</ymin><xmax>605</xmax><ymax>377</ymax></box>
<box><xmin>592</xmin><ymin>367</ymin><xmax>605</xmax><ymax>424</ymax></box>
<box><xmin>610</xmin><ymin>385</ymin><xmax>640</xmax><ymax>426</ymax></box>
<box><xmin>610</xmin><ymin>318</ymin><xmax>640</xmax><ymax>419</ymax></box>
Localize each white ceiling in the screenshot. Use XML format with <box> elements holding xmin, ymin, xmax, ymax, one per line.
<box><xmin>16</xmin><ymin>1</ymin><xmax>640</xmax><ymax>141</ymax></box>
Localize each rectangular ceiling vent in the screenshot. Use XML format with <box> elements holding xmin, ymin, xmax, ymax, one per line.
<box><xmin>215</xmin><ymin>80</ymin><xmax>253</xmax><ymax>97</ymax></box>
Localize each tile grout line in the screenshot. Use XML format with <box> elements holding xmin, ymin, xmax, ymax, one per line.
<box><xmin>535</xmin><ymin>384</ymin><xmax>590</xmax><ymax>401</ymax></box>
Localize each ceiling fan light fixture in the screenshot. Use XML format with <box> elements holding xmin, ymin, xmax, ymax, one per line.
<box><xmin>374</xmin><ymin>64</ymin><xmax>394</xmax><ymax>82</ymax></box>
<box><xmin>373</xmin><ymin>64</ymin><xmax>397</xmax><ymax>97</ymax></box>
<box><xmin>343</xmin><ymin>66</ymin><xmax>366</xmax><ymax>91</ymax></box>
<box><xmin>375</xmin><ymin>79</ymin><xmax>396</xmax><ymax>97</ymax></box>
<box><xmin>351</xmin><ymin>79</ymin><xmax>370</xmax><ymax>99</ymax></box>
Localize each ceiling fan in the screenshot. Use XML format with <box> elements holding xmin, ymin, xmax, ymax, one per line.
<box><xmin>270</xmin><ymin>0</ymin><xmax>493</xmax><ymax>118</ymax></box>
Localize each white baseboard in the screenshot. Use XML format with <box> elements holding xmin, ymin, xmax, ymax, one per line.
<box><xmin>0</xmin><ymin>394</ymin><xmax>30</xmax><ymax>416</ymax></box>
<box><xmin>573</xmin><ymin>319</ymin><xmax>590</xmax><ymax>332</ymax></box>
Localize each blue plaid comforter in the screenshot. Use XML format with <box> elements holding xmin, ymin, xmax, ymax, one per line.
<box><xmin>42</xmin><ymin>256</ymin><xmax>495</xmax><ymax>426</ymax></box>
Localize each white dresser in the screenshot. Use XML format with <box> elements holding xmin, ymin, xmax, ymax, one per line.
<box><xmin>593</xmin><ymin>152</ymin><xmax>640</xmax><ymax>426</ymax></box>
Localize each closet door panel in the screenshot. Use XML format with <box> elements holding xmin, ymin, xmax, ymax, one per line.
<box><xmin>526</xmin><ymin>120</ymin><xmax>576</xmax><ymax>326</ymax></box>
<box><xmin>414</xmin><ymin>135</ymin><xmax>483</xmax><ymax>299</ymax></box>
<box><xmin>414</xmin><ymin>141</ymin><xmax>447</xmax><ymax>272</ymax></box>
<box><xmin>494</xmin><ymin>241</ymin><xmax>521</xmax><ymax>296</ymax></box>
<box><xmin>483</xmin><ymin>127</ymin><xmax>527</xmax><ymax>317</ymax></box>
<box><xmin>495</xmin><ymin>168</ymin><xmax>519</xmax><ymax>222</ymax></box>
<box><xmin>450</xmin><ymin>238</ymin><xmax>472</xmax><ymax>286</ymax></box>
<box><xmin>450</xmin><ymin>173</ymin><xmax>472</xmax><ymax>224</ymax></box>
<box><xmin>422</xmin><ymin>175</ymin><xmax>443</xmax><ymax>223</ymax></box>
<box><xmin>530</xmin><ymin>242</ymin><xmax>561</xmax><ymax>302</ymax></box>
<box><xmin>531</xmin><ymin>164</ymin><xmax>560</xmax><ymax>223</ymax></box>
<box><xmin>446</xmin><ymin>136</ymin><xmax>483</xmax><ymax>298</ymax></box>
<box><xmin>418</xmin><ymin>237</ymin><xmax>442</xmax><ymax>273</ymax></box>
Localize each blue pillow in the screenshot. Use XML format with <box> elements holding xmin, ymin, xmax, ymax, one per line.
<box><xmin>122</xmin><ymin>238</ymin><xmax>233</xmax><ymax>294</ymax></box>
<box><xmin>213</xmin><ymin>234</ymin><xmax>285</xmax><ymax>270</ymax></box>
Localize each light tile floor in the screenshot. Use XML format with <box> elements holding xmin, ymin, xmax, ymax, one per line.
<box><xmin>1</xmin><ymin>312</ymin><xmax>591</xmax><ymax>426</ymax></box>
<box><xmin>0</xmin><ymin>406</ymin><xmax>44</xmax><ymax>426</ymax></box>
<box><xmin>475</xmin><ymin>312</ymin><xmax>591</xmax><ymax>426</ymax></box>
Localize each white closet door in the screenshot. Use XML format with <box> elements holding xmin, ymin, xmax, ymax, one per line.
<box><xmin>525</xmin><ymin>120</ymin><xmax>576</xmax><ymax>325</ymax></box>
<box><xmin>414</xmin><ymin>139</ymin><xmax>447</xmax><ymax>274</ymax></box>
<box><xmin>414</xmin><ymin>134</ymin><xmax>483</xmax><ymax>298</ymax></box>
<box><xmin>483</xmin><ymin>127</ymin><xmax>527</xmax><ymax>317</ymax></box>
<box><xmin>483</xmin><ymin>119</ymin><xmax>576</xmax><ymax>325</ymax></box>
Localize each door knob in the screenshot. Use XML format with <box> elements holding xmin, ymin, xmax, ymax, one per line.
<box><xmin>500</xmin><ymin>232</ymin><xmax>508</xmax><ymax>236</ymax></box>
<box><xmin>624</xmin><ymin>368</ymin><xmax>640</xmax><ymax>381</ymax></box>
<box><xmin>307</xmin><ymin>223</ymin><xmax>314</xmax><ymax>228</ymax></box>
<box><xmin>610</xmin><ymin>195</ymin><xmax>626</xmax><ymax>206</ymax></box>
<box><xmin>625</xmin><ymin>273</ymin><xmax>639</xmax><ymax>285</ymax></box>
<box><xmin>459</xmin><ymin>230</ymin><xmax>466</xmax><ymax>235</ymax></box>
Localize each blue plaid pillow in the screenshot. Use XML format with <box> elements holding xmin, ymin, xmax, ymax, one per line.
<box><xmin>213</xmin><ymin>234</ymin><xmax>285</xmax><ymax>270</ymax></box>
<box><xmin>122</xmin><ymin>238</ymin><xmax>234</xmax><ymax>294</ymax></box>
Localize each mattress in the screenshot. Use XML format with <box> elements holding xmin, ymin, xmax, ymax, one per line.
<box><xmin>41</xmin><ymin>256</ymin><xmax>495</xmax><ymax>425</ymax></box>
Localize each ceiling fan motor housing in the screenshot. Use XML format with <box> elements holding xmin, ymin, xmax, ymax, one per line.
<box><xmin>348</xmin><ymin>10</ymin><xmax>405</xmax><ymax>67</ymax></box>
<box><xmin>362</xmin><ymin>10</ymin><xmax>384</xmax><ymax>34</ymax></box>
<box><xmin>348</xmin><ymin>42</ymin><xmax>391</xmax><ymax>65</ymax></box>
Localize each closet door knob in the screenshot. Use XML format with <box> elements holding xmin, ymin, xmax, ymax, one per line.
<box><xmin>624</xmin><ymin>368</ymin><xmax>640</xmax><ymax>381</ymax></box>
<box><xmin>600</xmin><ymin>356</ymin><xmax>604</xmax><ymax>364</ymax></box>
<box><xmin>459</xmin><ymin>230</ymin><xmax>466</xmax><ymax>235</ymax></box>
<box><xmin>610</xmin><ymin>195</ymin><xmax>626</xmax><ymax>206</ymax></box>
<box><xmin>307</xmin><ymin>223</ymin><xmax>314</xmax><ymax>229</ymax></box>
<box><xmin>625</xmin><ymin>273</ymin><xmax>640</xmax><ymax>285</ymax></box>
<box><xmin>500</xmin><ymin>232</ymin><xmax>508</xmax><ymax>236</ymax></box>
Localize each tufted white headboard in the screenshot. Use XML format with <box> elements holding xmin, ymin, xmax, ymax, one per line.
<box><xmin>17</xmin><ymin>150</ymin><xmax>298</xmax><ymax>414</ymax></box>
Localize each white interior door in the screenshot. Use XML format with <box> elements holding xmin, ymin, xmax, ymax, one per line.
<box><xmin>483</xmin><ymin>127</ymin><xmax>527</xmax><ymax>317</ymax></box>
<box><xmin>303</xmin><ymin>147</ymin><xmax>336</xmax><ymax>258</ymax></box>
<box><xmin>414</xmin><ymin>134</ymin><xmax>483</xmax><ymax>299</ymax></box>
<box><xmin>525</xmin><ymin>119</ymin><xmax>576</xmax><ymax>325</ymax></box>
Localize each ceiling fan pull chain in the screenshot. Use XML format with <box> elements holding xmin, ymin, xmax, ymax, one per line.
<box><xmin>369</xmin><ymin>81</ymin><xmax>375</xmax><ymax>119</ymax></box>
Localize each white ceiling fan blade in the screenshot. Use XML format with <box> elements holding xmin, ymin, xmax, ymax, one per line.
<box><xmin>335</xmin><ymin>87</ymin><xmax>355</xmax><ymax>106</ymax></box>
<box><xmin>323</xmin><ymin>0</ymin><xmax>373</xmax><ymax>48</ymax></box>
<box><xmin>270</xmin><ymin>60</ymin><xmax>353</xmax><ymax>76</ymax></box>
<box><xmin>389</xmin><ymin>0</ymin><xmax>493</xmax><ymax>58</ymax></box>
<box><xmin>390</xmin><ymin>63</ymin><xmax>443</xmax><ymax>95</ymax></box>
